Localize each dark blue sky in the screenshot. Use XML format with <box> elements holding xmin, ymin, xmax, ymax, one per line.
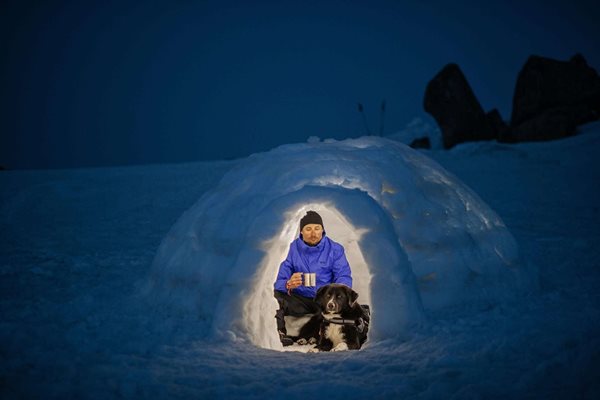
<box><xmin>1</xmin><ymin>0</ymin><xmax>599</xmax><ymax>170</ymax></box>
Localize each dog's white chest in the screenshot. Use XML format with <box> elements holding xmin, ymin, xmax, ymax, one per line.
<box><xmin>325</xmin><ymin>322</ymin><xmax>345</xmax><ymax>346</ymax></box>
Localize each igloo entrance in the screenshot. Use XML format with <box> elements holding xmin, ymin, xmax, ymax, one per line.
<box><xmin>211</xmin><ymin>185</ymin><xmax>426</xmax><ymax>350</ymax></box>
<box><xmin>244</xmin><ymin>204</ymin><xmax>371</xmax><ymax>350</ymax></box>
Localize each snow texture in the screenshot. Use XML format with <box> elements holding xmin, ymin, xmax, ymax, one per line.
<box><xmin>1</xmin><ymin>123</ymin><xmax>599</xmax><ymax>399</ymax></box>
<box><xmin>148</xmin><ymin>136</ymin><xmax>524</xmax><ymax>351</ymax></box>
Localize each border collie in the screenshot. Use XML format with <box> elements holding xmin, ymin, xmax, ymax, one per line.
<box><xmin>312</xmin><ymin>284</ymin><xmax>369</xmax><ymax>352</ymax></box>
<box><xmin>283</xmin><ymin>313</ymin><xmax>321</xmax><ymax>345</ymax></box>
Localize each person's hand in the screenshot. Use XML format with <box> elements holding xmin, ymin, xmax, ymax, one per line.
<box><xmin>286</xmin><ymin>272</ymin><xmax>303</xmax><ymax>290</ymax></box>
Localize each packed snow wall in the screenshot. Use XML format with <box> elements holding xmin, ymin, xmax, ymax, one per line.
<box><xmin>148</xmin><ymin>136</ymin><xmax>522</xmax><ymax>349</ymax></box>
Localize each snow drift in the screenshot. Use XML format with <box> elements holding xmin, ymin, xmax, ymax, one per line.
<box><xmin>147</xmin><ymin>136</ymin><xmax>522</xmax><ymax>350</ymax></box>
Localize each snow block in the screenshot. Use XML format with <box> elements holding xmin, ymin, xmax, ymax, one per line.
<box><xmin>148</xmin><ymin>137</ymin><xmax>522</xmax><ymax>349</ymax></box>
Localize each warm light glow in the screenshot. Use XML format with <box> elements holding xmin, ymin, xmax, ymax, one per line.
<box><xmin>243</xmin><ymin>203</ymin><xmax>372</xmax><ymax>352</ymax></box>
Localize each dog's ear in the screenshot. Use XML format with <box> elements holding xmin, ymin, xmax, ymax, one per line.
<box><xmin>346</xmin><ymin>287</ymin><xmax>359</xmax><ymax>306</ymax></box>
<box><xmin>315</xmin><ymin>285</ymin><xmax>328</xmax><ymax>305</ymax></box>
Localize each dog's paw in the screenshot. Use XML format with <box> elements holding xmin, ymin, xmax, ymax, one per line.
<box><xmin>308</xmin><ymin>337</ymin><xmax>317</xmax><ymax>345</ymax></box>
<box><xmin>307</xmin><ymin>347</ymin><xmax>320</xmax><ymax>353</ymax></box>
<box><xmin>332</xmin><ymin>342</ymin><xmax>349</xmax><ymax>352</ymax></box>
<box><xmin>296</xmin><ymin>338</ymin><xmax>308</xmax><ymax>345</ymax></box>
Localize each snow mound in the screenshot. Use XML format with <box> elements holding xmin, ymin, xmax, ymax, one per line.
<box><xmin>386</xmin><ymin>116</ymin><xmax>443</xmax><ymax>149</ymax></box>
<box><xmin>148</xmin><ymin>136</ymin><xmax>523</xmax><ymax>350</ymax></box>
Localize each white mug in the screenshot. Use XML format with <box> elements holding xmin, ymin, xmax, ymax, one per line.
<box><xmin>303</xmin><ymin>273</ymin><xmax>316</xmax><ymax>287</ymax></box>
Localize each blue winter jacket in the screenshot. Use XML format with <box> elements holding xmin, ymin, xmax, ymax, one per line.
<box><xmin>274</xmin><ymin>232</ymin><xmax>352</xmax><ymax>298</ymax></box>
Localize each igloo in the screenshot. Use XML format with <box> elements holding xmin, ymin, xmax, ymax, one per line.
<box><xmin>148</xmin><ymin>136</ymin><xmax>521</xmax><ymax>350</ymax></box>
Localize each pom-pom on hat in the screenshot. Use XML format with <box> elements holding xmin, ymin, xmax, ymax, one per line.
<box><xmin>300</xmin><ymin>210</ymin><xmax>324</xmax><ymax>231</ymax></box>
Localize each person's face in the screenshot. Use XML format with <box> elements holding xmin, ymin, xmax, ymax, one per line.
<box><xmin>301</xmin><ymin>223</ymin><xmax>323</xmax><ymax>246</ymax></box>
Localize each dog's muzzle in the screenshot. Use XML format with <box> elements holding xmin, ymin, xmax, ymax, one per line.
<box><xmin>326</xmin><ymin>300</ymin><xmax>337</xmax><ymax>312</ymax></box>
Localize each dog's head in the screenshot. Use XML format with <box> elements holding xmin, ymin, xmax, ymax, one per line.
<box><xmin>315</xmin><ymin>284</ymin><xmax>358</xmax><ymax>314</ymax></box>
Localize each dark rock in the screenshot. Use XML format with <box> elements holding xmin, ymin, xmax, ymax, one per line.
<box><xmin>510</xmin><ymin>54</ymin><xmax>600</xmax><ymax>141</ymax></box>
<box><xmin>486</xmin><ymin>108</ymin><xmax>511</xmax><ymax>141</ymax></box>
<box><xmin>424</xmin><ymin>63</ymin><xmax>495</xmax><ymax>149</ymax></box>
<box><xmin>409</xmin><ymin>137</ymin><xmax>431</xmax><ymax>149</ymax></box>
<box><xmin>511</xmin><ymin>107</ymin><xmax>577</xmax><ymax>141</ymax></box>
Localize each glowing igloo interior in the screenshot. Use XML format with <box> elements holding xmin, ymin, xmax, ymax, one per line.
<box><xmin>148</xmin><ymin>137</ymin><xmax>522</xmax><ymax>350</ymax></box>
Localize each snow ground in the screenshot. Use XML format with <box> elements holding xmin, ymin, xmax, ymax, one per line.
<box><xmin>1</xmin><ymin>124</ymin><xmax>600</xmax><ymax>399</ymax></box>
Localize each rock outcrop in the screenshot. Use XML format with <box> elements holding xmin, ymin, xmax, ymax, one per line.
<box><xmin>424</xmin><ymin>64</ymin><xmax>496</xmax><ymax>148</ymax></box>
<box><xmin>509</xmin><ymin>54</ymin><xmax>600</xmax><ymax>142</ymax></box>
<box><xmin>424</xmin><ymin>54</ymin><xmax>600</xmax><ymax>147</ymax></box>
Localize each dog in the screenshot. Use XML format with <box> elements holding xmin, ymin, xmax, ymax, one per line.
<box><xmin>312</xmin><ymin>283</ymin><xmax>369</xmax><ymax>352</ymax></box>
<box><xmin>283</xmin><ymin>313</ymin><xmax>322</xmax><ymax>345</ymax></box>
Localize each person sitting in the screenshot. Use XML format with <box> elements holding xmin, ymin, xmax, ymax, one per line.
<box><xmin>273</xmin><ymin>210</ymin><xmax>352</xmax><ymax>346</ymax></box>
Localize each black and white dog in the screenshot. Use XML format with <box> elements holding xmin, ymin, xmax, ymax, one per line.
<box><xmin>312</xmin><ymin>283</ymin><xmax>369</xmax><ymax>352</ymax></box>
<box><xmin>283</xmin><ymin>313</ymin><xmax>321</xmax><ymax>345</ymax></box>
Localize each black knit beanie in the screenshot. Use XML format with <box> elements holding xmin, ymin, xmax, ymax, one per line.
<box><xmin>300</xmin><ymin>211</ymin><xmax>324</xmax><ymax>231</ymax></box>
